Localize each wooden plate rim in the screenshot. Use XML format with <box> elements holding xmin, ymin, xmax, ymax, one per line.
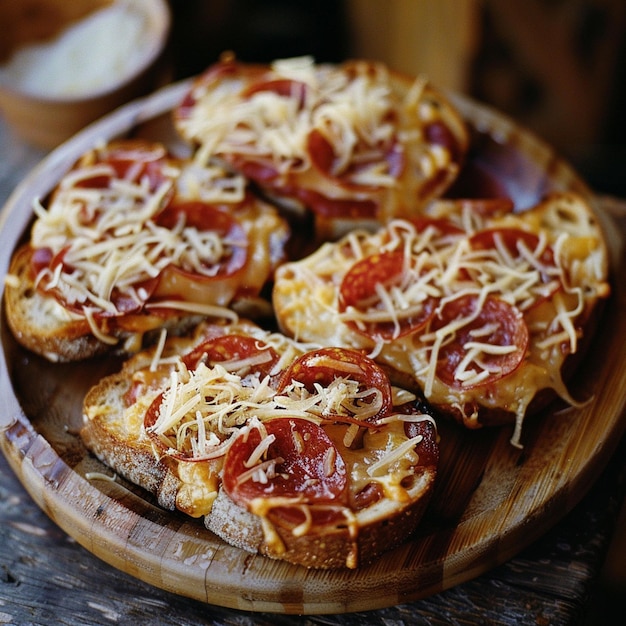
<box><xmin>1</xmin><ymin>79</ymin><xmax>625</xmax><ymax>615</ymax></box>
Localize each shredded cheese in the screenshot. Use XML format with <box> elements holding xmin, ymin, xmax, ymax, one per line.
<box><xmin>148</xmin><ymin>357</ymin><xmax>388</xmax><ymax>461</ymax></box>
<box><xmin>274</xmin><ymin>192</ymin><xmax>610</xmax><ymax>446</ymax></box>
<box><xmin>180</xmin><ymin>57</ymin><xmax>456</xmax><ymax>197</ymax></box>
<box><xmin>29</xmin><ymin>156</ymin><xmax>254</xmax><ymax>333</ymax></box>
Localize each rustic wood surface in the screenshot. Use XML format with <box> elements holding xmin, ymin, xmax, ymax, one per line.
<box><xmin>1</xmin><ymin>416</ymin><xmax>625</xmax><ymax>625</ymax></box>
<box><xmin>1</xmin><ymin>82</ymin><xmax>625</xmax><ymax>624</ymax></box>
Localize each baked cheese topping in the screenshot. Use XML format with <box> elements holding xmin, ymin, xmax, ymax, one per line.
<box><xmin>148</xmin><ymin>357</ymin><xmax>392</xmax><ymax>459</ymax></box>
<box><xmin>273</xmin><ymin>193</ymin><xmax>610</xmax><ymax>447</ymax></box>
<box><xmin>28</xmin><ymin>153</ymin><xmax>259</xmax><ymax>338</ymax></box>
<box><xmin>138</xmin><ymin>331</ymin><xmax>432</xmax><ymax>541</ymax></box>
<box><xmin>176</xmin><ymin>161</ymin><xmax>247</xmax><ymax>204</ymax></box>
<box><xmin>180</xmin><ymin>56</ymin><xmax>457</xmax><ymax>190</ymax></box>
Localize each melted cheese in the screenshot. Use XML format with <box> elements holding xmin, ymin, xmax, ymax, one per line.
<box><xmin>136</xmin><ymin>325</ymin><xmax>428</xmax><ymax>545</ymax></box>
<box><xmin>148</xmin><ymin>355</ymin><xmax>387</xmax><ymax>459</ymax></box>
<box><xmin>185</xmin><ymin>58</ymin><xmax>393</xmax><ymax>180</ymax></box>
<box><xmin>179</xmin><ymin>57</ymin><xmax>459</xmax><ymax>209</ymax></box>
<box><xmin>176</xmin><ymin>461</ymin><xmax>219</xmax><ymax>517</ymax></box>
<box><xmin>28</xmin><ymin>153</ymin><xmax>287</xmax><ymax>342</ymax></box>
<box><xmin>31</xmin><ymin>163</ymin><xmax>244</xmax><ymax>314</ymax></box>
<box><xmin>324</xmin><ymin>419</ymin><xmax>423</xmax><ymax>504</ymax></box>
<box><xmin>273</xmin><ymin>193</ymin><xmax>610</xmax><ymax>447</ymax></box>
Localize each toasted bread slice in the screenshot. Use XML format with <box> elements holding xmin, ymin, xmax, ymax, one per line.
<box><xmin>4</xmin><ymin>139</ymin><xmax>289</xmax><ymax>362</ymax></box>
<box><xmin>205</xmin><ymin>443</ymin><xmax>437</xmax><ymax>569</ymax></box>
<box><xmin>174</xmin><ymin>54</ymin><xmax>468</xmax><ymax>242</ymax></box>
<box><xmin>80</xmin><ymin>348</ymin><xmax>182</xmax><ymax>510</ymax></box>
<box><xmin>5</xmin><ymin>243</ymin><xmax>103</xmax><ymax>362</ymax></box>
<box><xmin>81</xmin><ymin>322</ymin><xmax>263</xmax><ymax>515</ymax></box>
<box><xmin>81</xmin><ymin>320</ymin><xmax>439</xmax><ymax>569</ymax></box>
<box><xmin>5</xmin><ymin>243</ymin><xmax>211</xmax><ymax>362</ymax></box>
<box><xmin>272</xmin><ymin>192</ymin><xmax>611</xmax><ymax>447</ymax></box>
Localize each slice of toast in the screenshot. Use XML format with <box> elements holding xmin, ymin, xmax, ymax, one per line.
<box><xmin>4</xmin><ymin>242</ymin><xmax>208</xmax><ymax>362</ymax></box>
<box><xmin>81</xmin><ymin>340</ymin><xmax>191</xmax><ymax>512</ymax></box>
<box><xmin>81</xmin><ymin>320</ymin><xmax>439</xmax><ymax>568</ymax></box>
<box><xmin>4</xmin><ymin>139</ymin><xmax>289</xmax><ymax>362</ymax></box>
<box><xmin>174</xmin><ymin>54</ymin><xmax>469</xmax><ymax>242</ymax></box>
<box><xmin>272</xmin><ymin>192</ymin><xmax>611</xmax><ymax>447</ymax></box>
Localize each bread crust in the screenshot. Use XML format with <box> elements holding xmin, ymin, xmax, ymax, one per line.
<box><xmin>272</xmin><ymin>192</ymin><xmax>611</xmax><ymax>442</ymax></box>
<box><xmin>81</xmin><ymin>321</ymin><xmax>439</xmax><ymax>569</ymax></box>
<box><xmin>5</xmin><ymin>243</ymin><xmax>207</xmax><ymax>362</ymax></box>
<box><xmin>6</xmin><ymin>244</ymin><xmax>107</xmax><ymax>362</ymax></box>
<box><xmin>206</xmin><ymin>469</ymin><xmax>436</xmax><ymax>569</ymax></box>
<box><xmin>81</xmin><ymin>364</ymin><xmax>182</xmax><ymax>511</ymax></box>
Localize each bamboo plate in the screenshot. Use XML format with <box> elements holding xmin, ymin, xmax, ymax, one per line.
<box><xmin>1</xmin><ymin>80</ymin><xmax>625</xmax><ymax>615</ymax></box>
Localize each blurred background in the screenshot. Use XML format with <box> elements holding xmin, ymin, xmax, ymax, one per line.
<box><xmin>0</xmin><ymin>0</ymin><xmax>625</xmax><ymax>622</ymax></box>
<box><xmin>1</xmin><ymin>0</ymin><xmax>625</xmax><ymax>199</ymax></box>
<box><xmin>164</xmin><ymin>0</ymin><xmax>626</xmax><ymax>199</ymax></box>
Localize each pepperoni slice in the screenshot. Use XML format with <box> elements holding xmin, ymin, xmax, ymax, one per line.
<box><xmin>142</xmin><ymin>335</ymin><xmax>281</xmax><ymax>461</ymax></box>
<box><xmin>307</xmin><ymin>128</ymin><xmax>404</xmax><ymax>191</ymax></box>
<box><xmin>227</xmin><ymin>156</ymin><xmax>281</xmax><ymax>184</ymax></box>
<box><xmin>290</xmin><ymin>186</ymin><xmax>378</xmax><ymax>218</ymax></box>
<box><xmin>175</xmin><ymin>57</ymin><xmax>240</xmax><ymax>121</ymax></box>
<box><xmin>33</xmin><ymin>246</ymin><xmax>160</xmax><ymax>317</ymax></box>
<box><xmin>222</xmin><ymin>418</ymin><xmax>347</xmax><ymax>506</ymax></box>
<box><xmin>277</xmin><ymin>347</ymin><xmax>393</xmax><ymax>420</ymax></box>
<box><xmin>404</xmin><ymin>417</ymin><xmax>440</xmax><ymax>470</ymax></box>
<box><xmin>424</xmin><ymin>120</ymin><xmax>464</xmax><ymax>163</ymax></box>
<box><xmin>409</xmin><ymin>216</ymin><xmax>464</xmax><ymax>236</ymax></box>
<box><xmin>76</xmin><ymin>141</ymin><xmax>170</xmax><ymax>192</ymax></box>
<box><xmin>182</xmin><ymin>334</ymin><xmax>280</xmax><ymax>382</ymax></box>
<box><xmin>220</xmin><ymin>79</ymin><xmax>311</xmax><ymax>185</ymax></box>
<box><xmin>431</xmin><ymin>294</ymin><xmax>529</xmax><ymax>389</ymax></box>
<box><xmin>339</xmin><ymin>250</ymin><xmax>437</xmax><ymax>341</ymax></box>
<box><xmin>152</xmin><ymin>201</ymin><xmax>248</xmax><ymax>302</ymax></box>
<box><xmin>458</xmin><ymin>198</ymin><xmax>515</xmax><ymax>217</ymax></box>
<box><xmin>30</xmin><ymin>246</ymin><xmax>56</xmax><ymax>276</ymax></box>
<box><xmin>143</xmin><ymin>390</ymin><xmax>211</xmax><ymax>462</ymax></box>
<box><xmin>242</xmin><ymin>78</ymin><xmax>308</xmax><ymax>108</ymax></box>
<box><xmin>108</xmin><ymin>277</ymin><xmax>160</xmax><ymax>315</ymax></box>
<box><xmin>143</xmin><ymin>390</ymin><xmax>173</xmax><ymax>451</ymax></box>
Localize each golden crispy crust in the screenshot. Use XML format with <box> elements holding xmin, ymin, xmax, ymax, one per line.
<box><xmin>5</xmin><ymin>243</ymin><xmax>207</xmax><ymax>362</ymax></box>
<box><xmin>81</xmin><ymin>321</ymin><xmax>439</xmax><ymax>569</ymax></box>
<box><xmin>272</xmin><ymin>192</ymin><xmax>611</xmax><ymax>438</ymax></box>
<box><xmin>5</xmin><ymin>244</ymin><xmax>106</xmax><ymax>362</ymax></box>
<box><xmin>81</xmin><ymin>365</ymin><xmax>181</xmax><ymax>511</ymax></box>
<box><xmin>206</xmin><ymin>469</ymin><xmax>436</xmax><ymax>569</ymax></box>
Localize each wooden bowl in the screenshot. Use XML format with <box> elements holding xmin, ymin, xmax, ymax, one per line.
<box><xmin>0</xmin><ymin>0</ymin><xmax>170</xmax><ymax>149</ymax></box>
<box><xmin>0</xmin><ymin>79</ymin><xmax>624</xmax><ymax>615</ymax></box>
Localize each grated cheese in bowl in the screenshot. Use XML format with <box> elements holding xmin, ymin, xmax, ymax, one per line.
<box><xmin>0</xmin><ymin>2</ymin><xmax>154</xmax><ymax>98</ymax></box>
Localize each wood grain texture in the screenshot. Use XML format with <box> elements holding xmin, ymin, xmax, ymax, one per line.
<box><xmin>3</xmin><ymin>439</ymin><xmax>625</xmax><ymax>625</ymax></box>
<box><xmin>0</xmin><ymin>80</ymin><xmax>625</xmax><ymax>616</ymax></box>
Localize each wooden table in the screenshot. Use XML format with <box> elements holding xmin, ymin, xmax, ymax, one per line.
<box><xmin>0</xmin><ymin>117</ymin><xmax>625</xmax><ymax>626</ymax></box>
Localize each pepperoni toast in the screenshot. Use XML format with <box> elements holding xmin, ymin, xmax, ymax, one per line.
<box><xmin>273</xmin><ymin>192</ymin><xmax>611</xmax><ymax>447</ymax></box>
<box><xmin>4</xmin><ymin>139</ymin><xmax>289</xmax><ymax>362</ymax></box>
<box><xmin>3</xmin><ymin>53</ymin><xmax>612</xmax><ymax>573</ymax></box>
<box><xmin>81</xmin><ymin>320</ymin><xmax>439</xmax><ymax>569</ymax></box>
<box><xmin>174</xmin><ymin>54</ymin><xmax>469</xmax><ymax>241</ymax></box>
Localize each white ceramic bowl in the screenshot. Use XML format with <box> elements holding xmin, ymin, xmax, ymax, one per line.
<box><xmin>0</xmin><ymin>0</ymin><xmax>170</xmax><ymax>148</ymax></box>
